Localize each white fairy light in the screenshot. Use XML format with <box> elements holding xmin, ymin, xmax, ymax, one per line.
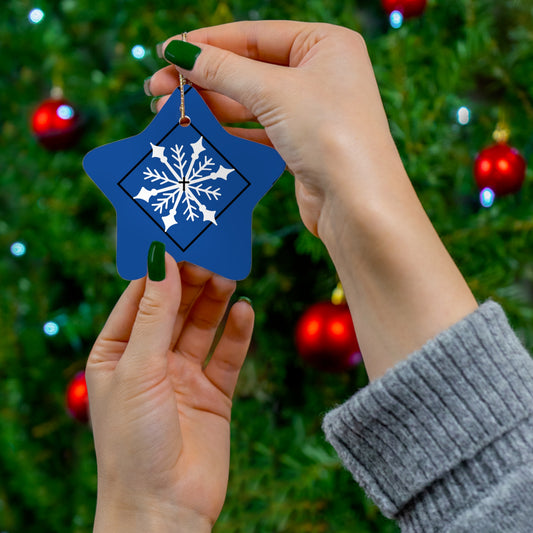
<box><xmin>457</xmin><ymin>106</ymin><xmax>471</xmax><ymax>125</ymax></box>
<box><xmin>480</xmin><ymin>187</ymin><xmax>495</xmax><ymax>208</ymax></box>
<box><xmin>390</xmin><ymin>10</ymin><xmax>404</xmax><ymax>29</ymax></box>
<box><xmin>131</xmin><ymin>45</ymin><xmax>146</xmax><ymax>59</ymax></box>
<box><xmin>10</xmin><ymin>242</ymin><xmax>26</xmax><ymax>257</ymax></box>
<box><xmin>43</xmin><ymin>321</ymin><xmax>60</xmax><ymax>336</ymax></box>
<box><xmin>57</xmin><ymin>104</ymin><xmax>74</xmax><ymax>120</ymax></box>
<box><xmin>29</xmin><ymin>8</ymin><xmax>45</xmax><ymax>24</ymax></box>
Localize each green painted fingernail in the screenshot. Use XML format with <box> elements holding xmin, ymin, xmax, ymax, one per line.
<box><xmin>148</xmin><ymin>241</ymin><xmax>166</xmax><ymax>281</ymax></box>
<box><xmin>238</xmin><ymin>296</ymin><xmax>252</xmax><ymax>306</ymax></box>
<box><xmin>150</xmin><ymin>97</ymin><xmax>160</xmax><ymax>114</ymax></box>
<box><xmin>164</xmin><ymin>40</ymin><xmax>201</xmax><ymax>71</ymax></box>
<box><xmin>143</xmin><ymin>76</ymin><xmax>152</xmax><ymax>96</ymax></box>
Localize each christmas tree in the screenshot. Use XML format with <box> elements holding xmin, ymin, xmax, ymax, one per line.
<box><xmin>1</xmin><ymin>1</ymin><xmax>532</xmax><ymax>531</ymax></box>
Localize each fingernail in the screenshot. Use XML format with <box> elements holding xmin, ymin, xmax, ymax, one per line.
<box><xmin>238</xmin><ymin>296</ymin><xmax>252</xmax><ymax>306</ymax></box>
<box><xmin>148</xmin><ymin>241</ymin><xmax>166</xmax><ymax>281</ymax></box>
<box><xmin>156</xmin><ymin>42</ymin><xmax>165</xmax><ymax>58</ymax></box>
<box><xmin>150</xmin><ymin>97</ymin><xmax>160</xmax><ymax>114</ymax></box>
<box><xmin>164</xmin><ymin>40</ymin><xmax>201</xmax><ymax>71</ymax></box>
<box><xmin>143</xmin><ymin>76</ymin><xmax>152</xmax><ymax>96</ymax></box>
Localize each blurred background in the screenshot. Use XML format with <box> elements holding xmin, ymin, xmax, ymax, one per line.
<box><xmin>1</xmin><ymin>0</ymin><xmax>533</xmax><ymax>531</ymax></box>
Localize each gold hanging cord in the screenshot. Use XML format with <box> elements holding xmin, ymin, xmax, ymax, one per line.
<box><xmin>179</xmin><ymin>33</ymin><xmax>191</xmax><ymax>127</ymax></box>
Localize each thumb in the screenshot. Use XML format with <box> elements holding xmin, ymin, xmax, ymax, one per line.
<box><xmin>123</xmin><ymin>242</ymin><xmax>181</xmax><ymax>367</ymax></box>
<box><xmin>162</xmin><ymin>39</ymin><xmax>282</xmax><ymax>118</ymax></box>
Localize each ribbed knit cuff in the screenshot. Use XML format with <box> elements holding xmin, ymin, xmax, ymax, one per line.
<box><xmin>322</xmin><ymin>301</ymin><xmax>533</xmax><ymax>527</ymax></box>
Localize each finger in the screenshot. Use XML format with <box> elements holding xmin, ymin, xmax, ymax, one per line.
<box><xmin>197</xmin><ymin>90</ymin><xmax>257</xmax><ymax>123</ymax></box>
<box><xmin>204</xmin><ymin>299</ymin><xmax>254</xmax><ymax>399</ymax></box>
<box><xmin>169</xmin><ymin>20</ymin><xmax>314</xmax><ymax>65</ymax></box>
<box><xmin>150</xmin><ymin>93</ymin><xmax>268</xmax><ymax>144</ymax></box>
<box><xmin>88</xmin><ymin>277</ymin><xmax>146</xmax><ymax>363</ymax></box>
<box><xmin>174</xmin><ymin>274</ymin><xmax>236</xmax><ymax>366</ymax></box>
<box><xmin>160</xmin><ymin>33</ymin><xmax>288</xmax><ymax>117</ymax></box>
<box><xmin>151</xmin><ymin>98</ymin><xmax>271</xmax><ymax>145</ymax></box>
<box><xmin>151</xmin><ymin>94</ymin><xmax>170</xmax><ymax>113</ymax></box>
<box><xmin>148</xmin><ymin>66</ymin><xmax>256</xmax><ymax>121</ymax></box>
<box><xmin>86</xmin><ymin>278</ymin><xmax>146</xmax><ymax>401</ymax></box>
<box><xmin>170</xmin><ymin>262</ymin><xmax>217</xmax><ymax>349</ymax></box>
<box><xmin>223</xmin><ymin>127</ymin><xmax>273</xmax><ymax>147</ymax></box>
<box><xmin>149</xmin><ymin>82</ymin><xmax>257</xmax><ymax>124</ymax></box>
<box><xmin>146</xmin><ymin>64</ymin><xmax>180</xmax><ymax>96</ymax></box>
<box><xmin>123</xmin><ymin>251</ymin><xmax>181</xmax><ymax>366</ymax></box>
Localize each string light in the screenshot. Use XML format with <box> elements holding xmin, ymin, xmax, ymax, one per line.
<box><xmin>390</xmin><ymin>10</ymin><xmax>404</xmax><ymax>29</ymax></box>
<box><xmin>28</xmin><ymin>8</ymin><xmax>45</xmax><ymax>24</ymax></box>
<box><xmin>10</xmin><ymin>242</ymin><xmax>26</xmax><ymax>257</ymax></box>
<box><xmin>131</xmin><ymin>45</ymin><xmax>146</xmax><ymax>59</ymax></box>
<box><xmin>480</xmin><ymin>187</ymin><xmax>495</xmax><ymax>208</ymax></box>
<box><xmin>57</xmin><ymin>104</ymin><xmax>74</xmax><ymax>120</ymax></box>
<box><xmin>43</xmin><ymin>321</ymin><xmax>60</xmax><ymax>336</ymax></box>
<box><xmin>457</xmin><ymin>106</ymin><xmax>471</xmax><ymax>125</ymax></box>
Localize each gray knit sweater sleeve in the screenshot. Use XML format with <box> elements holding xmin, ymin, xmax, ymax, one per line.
<box><xmin>322</xmin><ymin>301</ymin><xmax>533</xmax><ymax>532</ymax></box>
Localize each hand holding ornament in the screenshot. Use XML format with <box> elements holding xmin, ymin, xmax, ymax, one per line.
<box><xmin>86</xmin><ymin>244</ymin><xmax>254</xmax><ymax>532</ymax></box>
<box><xmin>149</xmin><ymin>20</ymin><xmax>477</xmax><ymax>380</ymax></box>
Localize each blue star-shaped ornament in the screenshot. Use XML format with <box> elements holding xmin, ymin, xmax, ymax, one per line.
<box><xmin>83</xmin><ymin>86</ymin><xmax>285</xmax><ymax>280</ymax></box>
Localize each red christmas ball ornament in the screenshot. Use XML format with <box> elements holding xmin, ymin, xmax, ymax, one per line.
<box><xmin>474</xmin><ymin>142</ymin><xmax>526</xmax><ymax>197</ymax></box>
<box><xmin>381</xmin><ymin>0</ymin><xmax>427</xmax><ymax>18</ymax></box>
<box><xmin>31</xmin><ymin>97</ymin><xmax>81</xmax><ymax>150</ymax></box>
<box><xmin>295</xmin><ymin>301</ymin><xmax>361</xmax><ymax>372</ymax></box>
<box><xmin>66</xmin><ymin>371</ymin><xmax>89</xmax><ymax>423</ymax></box>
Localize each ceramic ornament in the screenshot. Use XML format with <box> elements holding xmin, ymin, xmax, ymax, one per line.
<box><xmin>83</xmin><ymin>86</ymin><xmax>286</xmax><ymax>280</ymax></box>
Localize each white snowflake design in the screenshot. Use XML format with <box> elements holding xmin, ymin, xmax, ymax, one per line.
<box><xmin>133</xmin><ymin>136</ymin><xmax>234</xmax><ymax>231</ymax></box>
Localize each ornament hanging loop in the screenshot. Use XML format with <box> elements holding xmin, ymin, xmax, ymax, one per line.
<box><xmin>492</xmin><ymin>122</ymin><xmax>510</xmax><ymax>144</ymax></box>
<box><xmin>179</xmin><ymin>33</ymin><xmax>191</xmax><ymax>127</ymax></box>
<box><xmin>492</xmin><ymin>109</ymin><xmax>510</xmax><ymax>144</ymax></box>
<box><xmin>331</xmin><ymin>281</ymin><xmax>346</xmax><ymax>305</ymax></box>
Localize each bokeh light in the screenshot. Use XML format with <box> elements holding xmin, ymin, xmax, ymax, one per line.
<box><xmin>57</xmin><ymin>104</ymin><xmax>74</xmax><ymax>120</ymax></box>
<box><xmin>29</xmin><ymin>8</ymin><xmax>45</xmax><ymax>24</ymax></box>
<box><xmin>10</xmin><ymin>242</ymin><xmax>26</xmax><ymax>257</ymax></box>
<box><xmin>131</xmin><ymin>45</ymin><xmax>146</xmax><ymax>59</ymax></box>
<box><xmin>43</xmin><ymin>321</ymin><xmax>60</xmax><ymax>336</ymax></box>
<box><xmin>390</xmin><ymin>10</ymin><xmax>404</xmax><ymax>29</ymax></box>
<box><xmin>457</xmin><ymin>106</ymin><xmax>471</xmax><ymax>125</ymax></box>
<box><xmin>480</xmin><ymin>187</ymin><xmax>495</xmax><ymax>208</ymax></box>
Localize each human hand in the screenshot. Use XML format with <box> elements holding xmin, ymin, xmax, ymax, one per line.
<box><xmin>147</xmin><ymin>21</ymin><xmax>402</xmax><ymax>238</ymax></box>
<box><xmin>86</xmin><ymin>245</ymin><xmax>254</xmax><ymax>532</ymax></box>
<box><xmin>147</xmin><ymin>22</ymin><xmax>477</xmax><ymax>381</ymax></box>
